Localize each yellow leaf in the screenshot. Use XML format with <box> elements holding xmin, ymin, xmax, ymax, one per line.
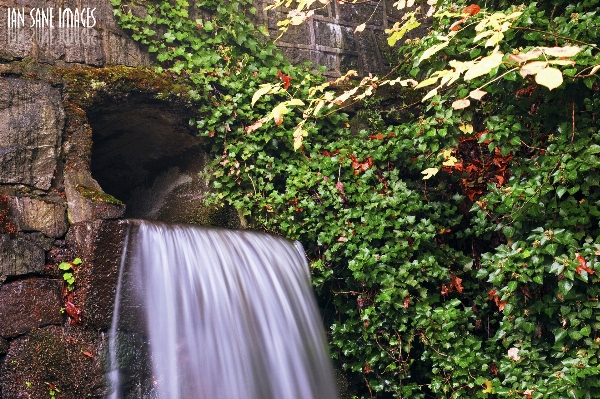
<box><xmin>287</xmin><ymin>99</ymin><xmax>305</xmax><ymax>106</ymax></box>
<box><xmin>485</xmin><ymin>31</ymin><xmax>504</xmax><ymax>47</ymax></box>
<box><xmin>422</xmin><ymin>167</ymin><xmax>439</xmax><ymax>180</ymax></box>
<box><xmin>355</xmin><ymin>86</ymin><xmax>374</xmax><ymax>100</ymax></box>
<box><xmin>290</xmin><ymin>15</ymin><xmax>306</xmax><ymax>25</ymax></box>
<box><xmin>272</xmin><ymin>103</ymin><xmax>289</xmax><ymax>126</ymax></box>
<box><xmin>508</xmin><ymin>50</ymin><xmax>542</xmax><ymax>63</ymax></box>
<box><xmin>473</xmin><ymin>30</ymin><xmax>494</xmax><ymax>43</ymax></box>
<box><xmin>459</xmin><ymin>123</ymin><xmax>474</xmax><ymax>134</ymax></box>
<box><xmin>520</xmin><ymin>61</ymin><xmax>548</xmax><ymax>77</ymax></box>
<box><xmin>386</xmin><ymin>77</ymin><xmax>418</xmax><ymax>87</ymax></box>
<box><xmin>590</xmin><ymin>64</ymin><xmax>600</xmax><ymax>76</ymax></box>
<box><xmin>422</xmin><ymin>88</ymin><xmax>438</xmax><ymax>101</ymax></box>
<box><xmin>506</xmin><ymin>11</ymin><xmax>523</xmax><ymax>20</ymax></box>
<box><xmin>482</xmin><ymin>380</ymin><xmax>493</xmax><ymax>394</ymax></box>
<box><xmin>475</xmin><ymin>18</ymin><xmax>489</xmax><ymax>32</ymax></box>
<box><xmin>252</xmin><ymin>83</ymin><xmax>275</xmax><ymax>107</ymax></box>
<box><xmin>415</xmin><ymin>76</ymin><xmax>439</xmax><ymax>88</ymax></box>
<box><xmin>443</xmin><ymin>156</ymin><xmax>457</xmax><ymax>167</ymax></box>
<box><xmin>245</xmin><ymin>117</ymin><xmax>268</xmax><ymax>134</ymax></box>
<box><xmin>464</xmin><ymin>52</ymin><xmax>504</xmax><ymax>80</ymax></box>
<box><xmin>393</xmin><ymin>0</ymin><xmax>406</xmax><ymax>9</ymax></box>
<box><xmin>331</xmin><ymin>87</ymin><xmax>359</xmax><ymax>106</ymax></box>
<box><xmin>547</xmin><ymin>60</ymin><xmax>576</xmax><ymax>66</ymax></box>
<box><xmin>540</xmin><ymin>46</ymin><xmax>582</xmax><ymax>58</ymax></box>
<box><xmin>313</xmin><ymin>100</ymin><xmax>325</xmax><ymax>116</ymax></box>
<box><xmin>469</xmin><ymin>89</ymin><xmax>487</xmax><ymax>100</ymax></box>
<box><xmin>441</xmin><ymin>71</ymin><xmax>461</xmax><ymax>87</ymax></box>
<box><xmin>354</xmin><ymin>23</ymin><xmax>366</xmax><ymax>33</ymax></box>
<box><xmin>452</xmin><ymin>98</ymin><xmax>471</xmax><ymax>110</ymax></box>
<box><xmin>535</xmin><ymin>67</ymin><xmax>563</xmax><ymax>90</ymax></box>
<box><xmin>419</xmin><ymin>41</ymin><xmax>449</xmax><ymax>64</ymax></box>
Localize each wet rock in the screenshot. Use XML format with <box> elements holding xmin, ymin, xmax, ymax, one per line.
<box><xmin>0</xmin><ymin>279</ymin><xmax>63</xmax><ymax>339</ymax></box>
<box><xmin>7</xmin><ymin>196</ymin><xmax>68</xmax><ymax>238</ymax></box>
<box><xmin>107</xmin><ymin>330</ymin><xmax>155</xmax><ymax>399</ymax></box>
<box><xmin>64</xmin><ymin>168</ymin><xmax>126</xmax><ymax>224</ymax></box>
<box><xmin>0</xmin><ymin>78</ymin><xmax>65</xmax><ymax>190</ymax></box>
<box><xmin>0</xmin><ymin>234</ymin><xmax>46</xmax><ymax>284</ymax></box>
<box><xmin>0</xmin><ymin>337</ymin><xmax>8</xmax><ymax>355</ymax></box>
<box><xmin>0</xmin><ymin>325</ymin><xmax>106</xmax><ymax>398</ymax></box>
<box><xmin>67</xmin><ymin>220</ymin><xmax>128</xmax><ymax>330</ymax></box>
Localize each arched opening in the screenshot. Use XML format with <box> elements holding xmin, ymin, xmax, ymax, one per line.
<box><xmin>88</xmin><ymin>97</ymin><xmax>237</xmax><ymax>226</ymax></box>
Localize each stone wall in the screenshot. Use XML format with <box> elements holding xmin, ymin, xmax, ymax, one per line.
<box><xmin>0</xmin><ymin>0</ymin><xmax>425</xmax><ymax>397</ymax></box>
<box><xmin>256</xmin><ymin>0</ymin><xmax>428</xmax><ymax>76</ymax></box>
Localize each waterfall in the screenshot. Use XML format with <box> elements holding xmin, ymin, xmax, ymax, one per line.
<box><xmin>107</xmin><ymin>220</ymin><xmax>339</xmax><ymax>399</ymax></box>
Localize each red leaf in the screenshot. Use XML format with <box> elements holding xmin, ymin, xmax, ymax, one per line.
<box><xmin>488</xmin><ymin>289</ymin><xmax>497</xmax><ymax>301</ymax></box>
<box><xmin>450</xmin><ymin>17</ymin><xmax>467</xmax><ymax>31</ymax></box>
<box><xmin>276</xmin><ymin>70</ymin><xmax>292</xmax><ymax>89</ymax></box>
<box><xmin>490</xmin><ymin>362</ymin><xmax>499</xmax><ymax>376</ymax></box>
<box><xmin>520</xmin><ymin>284</ymin><xmax>532</xmax><ymax>298</ymax></box>
<box><xmin>82</xmin><ymin>351</ymin><xmax>94</xmax><ymax>358</ymax></box>
<box><xmin>336</xmin><ymin>180</ymin><xmax>345</xmax><ymax>194</ymax></box>
<box><xmin>369</xmin><ymin>134</ymin><xmax>384</xmax><ymax>140</ymax></box>
<box><xmin>462</xmin><ymin>4</ymin><xmax>481</xmax><ymax>15</ymax></box>
<box><xmin>441</xmin><ymin>284</ymin><xmax>450</xmax><ymax>296</ymax></box>
<box><xmin>403</xmin><ymin>296</ymin><xmax>410</xmax><ymax>309</ymax></box>
<box><xmin>576</xmin><ymin>252</ymin><xmax>594</xmax><ymax>275</ymax></box>
<box><xmin>451</xmin><ymin>275</ymin><xmax>464</xmax><ymax>293</ymax></box>
<box><xmin>65</xmin><ymin>301</ymin><xmax>82</xmax><ymax>324</ymax></box>
<box><xmin>497</xmin><ymin>300</ymin><xmax>507</xmax><ymax>311</ymax></box>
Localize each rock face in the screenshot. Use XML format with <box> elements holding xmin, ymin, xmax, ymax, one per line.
<box><xmin>0</xmin><ymin>234</ymin><xmax>46</xmax><ymax>284</ymax></box>
<box><xmin>0</xmin><ymin>279</ymin><xmax>64</xmax><ymax>339</ymax></box>
<box><xmin>0</xmin><ymin>326</ymin><xmax>107</xmax><ymax>399</ymax></box>
<box><xmin>8</xmin><ymin>196</ymin><xmax>68</xmax><ymax>237</ymax></box>
<box><xmin>0</xmin><ymin>78</ymin><xmax>64</xmax><ymax>190</ymax></box>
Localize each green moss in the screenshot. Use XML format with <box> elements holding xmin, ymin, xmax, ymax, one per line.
<box><xmin>75</xmin><ymin>185</ymin><xmax>123</xmax><ymax>205</ymax></box>
<box><xmin>55</xmin><ymin>65</ymin><xmax>194</xmax><ymax>110</ymax></box>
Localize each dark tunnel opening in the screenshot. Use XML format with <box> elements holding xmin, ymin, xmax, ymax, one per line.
<box><xmin>88</xmin><ymin>97</ymin><xmax>211</xmax><ymax>222</ymax></box>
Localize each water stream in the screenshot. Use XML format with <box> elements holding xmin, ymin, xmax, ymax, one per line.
<box><xmin>107</xmin><ymin>220</ymin><xmax>339</xmax><ymax>399</ymax></box>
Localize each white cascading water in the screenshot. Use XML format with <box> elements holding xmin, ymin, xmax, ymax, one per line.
<box><xmin>107</xmin><ymin>220</ymin><xmax>339</xmax><ymax>399</ymax></box>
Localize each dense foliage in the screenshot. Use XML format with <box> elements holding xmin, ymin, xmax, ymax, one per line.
<box><xmin>111</xmin><ymin>0</ymin><xmax>600</xmax><ymax>397</ymax></box>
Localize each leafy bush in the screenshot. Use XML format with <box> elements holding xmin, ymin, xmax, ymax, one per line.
<box><xmin>112</xmin><ymin>0</ymin><xmax>600</xmax><ymax>397</ymax></box>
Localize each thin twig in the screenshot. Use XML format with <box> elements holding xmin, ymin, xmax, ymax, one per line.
<box><xmin>512</xmin><ymin>26</ymin><xmax>597</xmax><ymax>47</ymax></box>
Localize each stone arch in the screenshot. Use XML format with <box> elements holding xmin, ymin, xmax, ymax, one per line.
<box><xmin>57</xmin><ymin>66</ymin><xmax>239</xmax><ymax>227</ymax></box>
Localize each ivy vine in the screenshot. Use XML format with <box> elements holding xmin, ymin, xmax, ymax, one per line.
<box><xmin>112</xmin><ymin>0</ymin><xmax>600</xmax><ymax>397</ymax></box>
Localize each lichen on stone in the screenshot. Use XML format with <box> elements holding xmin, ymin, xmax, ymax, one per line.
<box><xmin>75</xmin><ymin>185</ymin><xmax>123</xmax><ymax>205</ymax></box>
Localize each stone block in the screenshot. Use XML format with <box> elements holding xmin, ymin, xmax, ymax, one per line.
<box><xmin>279</xmin><ymin>47</ymin><xmax>317</xmax><ymax>67</ymax></box>
<box><xmin>316</xmin><ymin>51</ymin><xmax>341</xmax><ymax>76</ymax></box>
<box><xmin>8</xmin><ymin>196</ymin><xmax>68</xmax><ymax>238</ymax></box>
<box><xmin>0</xmin><ymin>78</ymin><xmax>65</xmax><ymax>190</ymax></box>
<box><xmin>0</xmin><ymin>326</ymin><xmax>106</xmax><ymax>398</ymax></box>
<box><xmin>64</xmin><ymin>168</ymin><xmax>126</xmax><ymax>224</ymax></box>
<box><xmin>355</xmin><ymin>30</ymin><xmax>386</xmax><ymax>74</ymax></box>
<box><xmin>339</xmin><ymin>2</ymin><xmax>384</xmax><ymax>26</ymax></box>
<box><xmin>67</xmin><ymin>219</ymin><xmax>128</xmax><ymax>329</ymax></box>
<box><xmin>0</xmin><ymin>279</ymin><xmax>63</xmax><ymax>339</ymax></box>
<box><xmin>385</xmin><ymin>0</ymin><xmax>420</xmax><ymax>20</ymax></box>
<box><xmin>316</xmin><ymin>21</ymin><xmax>356</xmax><ymax>51</ymax></box>
<box><xmin>101</xmin><ymin>30</ymin><xmax>152</xmax><ymax>67</ymax></box>
<box><xmin>0</xmin><ymin>336</ymin><xmax>8</xmax><ymax>355</ymax></box>
<box><xmin>0</xmin><ymin>234</ymin><xmax>46</xmax><ymax>284</ymax></box>
<box><xmin>339</xmin><ymin>54</ymin><xmax>360</xmax><ymax>74</ymax></box>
